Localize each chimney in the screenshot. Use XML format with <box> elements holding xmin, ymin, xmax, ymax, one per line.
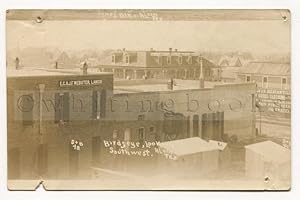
<box><xmin>199</xmin><ymin>55</ymin><xmax>205</xmax><ymax>89</ymax></box>
<box><xmin>167</xmin><ymin>78</ymin><xmax>174</xmax><ymax>90</ymax></box>
<box><xmin>55</xmin><ymin>61</ymin><xmax>58</xmax><ymax>69</ymax></box>
<box><xmin>122</xmin><ymin>48</ymin><xmax>126</xmax><ymax>52</ymax></box>
<box><xmin>15</xmin><ymin>57</ymin><xmax>20</xmax><ymax>70</ymax></box>
<box><xmin>150</xmin><ymin>48</ymin><xmax>154</xmax><ymax>51</ymax></box>
<box><xmin>82</xmin><ymin>62</ymin><xmax>88</xmax><ymax>75</ymax></box>
<box><xmin>175</xmin><ymin>49</ymin><xmax>178</xmax><ymax>52</ymax></box>
<box><xmin>169</xmin><ymin>48</ymin><xmax>172</xmax><ymax>52</ymax></box>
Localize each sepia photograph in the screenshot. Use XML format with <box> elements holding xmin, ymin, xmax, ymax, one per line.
<box><xmin>6</xmin><ymin>9</ymin><xmax>291</xmax><ymax>190</ymax></box>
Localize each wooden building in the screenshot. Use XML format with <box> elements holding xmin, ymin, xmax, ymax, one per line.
<box><xmin>237</xmin><ymin>61</ymin><xmax>290</xmax><ymax>90</ymax></box>
<box><xmin>245</xmin><ymin>141</ymin><xmax>290</xmax><ymax>183</ymax></box>
<box><xmin>157</xmin><ymin>137</ymin><xmax>220</xmax><ymax>176</ymax></box>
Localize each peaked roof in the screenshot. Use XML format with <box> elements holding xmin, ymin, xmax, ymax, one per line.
<box><xmin>218</xmin><ymin>55</ymin><xmax>246</xmax><ymax>67</ymax></box>
<box><xmin>245</xmin><ymin>140</ymin><xmax>290</xmax><ymax>164</ymax></box>
<box><xmin>158</xmin><ymin>137</ymin><xmax>219</xmax><ymax>157</ymax></box>
<box><xmin>238</xmin><ymin>61</ymin><xmax>290</xmax><ymax>76</ymax></box>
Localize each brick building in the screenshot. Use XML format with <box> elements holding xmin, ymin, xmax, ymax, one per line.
<box><xmin>7</xmin><ymin>66</ymin><xmax>256</xmax><ymax>181</ymax></box>
<box><xmin>7</xmin><ymin>67</ymin><xmax>113</xmax><ymax>180</ymax></box>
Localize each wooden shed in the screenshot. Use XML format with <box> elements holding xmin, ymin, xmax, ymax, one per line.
<box><xmin>157</xmin><ymin>137</ymin><xmax>220</xmax><ymax>176</ymax></box>
<box><xmin>245</xmin><ymin>141</ymin><xmax>290</xmax><ymax>183</ymax></box>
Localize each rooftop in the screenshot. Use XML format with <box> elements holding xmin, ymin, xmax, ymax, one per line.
<box><xmin>238</xmin><ymin>61</ymin><xmax>290</xmax><ymax>76</ymax></box>
<box><xmin>158</xmin><ymin>137</ymin><xmax>220</xmax><ymax>157</ymax></box>
<box><xmin>113</xmin><ymin>79</ymin><xmax>228</xmax><ymax>94</ymax></box>
<box><xmin>218</xmin><ymin>55</ymin><xmax>248</xmax><ymax>67</ymax></box>
<box><xmin>245</xmin><ymin>140</ymin><xmax>290</xmax><ymax>164</ymax></box>
<box><xmin>7</xmin><ymin>67</ymin><xmax>112</xmax><ymax>78</ymax></box>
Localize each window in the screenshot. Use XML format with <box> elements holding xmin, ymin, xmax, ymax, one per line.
<box><xmin>262</xmin><ymin>76</ymin><xmax>268</xmax><ymax>88</ymax></box>
<box><xmin>112</xmin><ymin>130</ymin><xmax>118</xmax><ymax>140</ymax></box>
<box><xmin>246</xmin><ymin>75</ymin><xmax>251</xmax><ymax>82</ymax></box>
<box><xmin>198</xmin><ymin>56</ymin><xmax>202</xmax><ymax>64</ymax></box>
<box><xmin>124</xmin><ymin>128</ymin><xmax>131</xmax><ymax>141</ymax></box>
<box><xmin>111</xmin><ymin>55</ymin><xmax>115</xmax><ymax>63</ymax></box>
<box><xmin>149</xmin><ymin>126</ymin><xmax>156</xmax><ymax>134</ymax></box>
<box><xmin>20</xmin><ymin>93</ymin><xmax>34</xmax><ymax>126</ymax></box>
<box><xmin>167</xmin><ymin>56</ymin><xmax>171</xmax><ymax>65</ymax></box>
<box><xmin>282</xmin><ymin>78</ymin><xmax>287</xmax><ymax>89</ymax></box>
<box><xmin>125</xmin><ymin>55</ymin><xmax>130</xmax><ymax>64</ymax></box>
<box><xmin>112</xmin><ymin>130</ymin><xmax>119</xmax><ymax>150</ymax></box>
<box><xmin>178</xmin><ymin>56</ymin><xmax>183</xmax><ymax>64</ymax></box>
<box><xmin>138</xmin><ymin>114</ymin><xmax>145</xmax><ymax>120</ymax></box>
<box><xmin>92</xmin><ymin>90</ymin><xmax>101</xmax><ymax>120</ymax></box>
<box><xmin>188</xmin><ymin>56</ymin><xmax>193</xmax><ymax>64</ymax></box>
<box><xmin>55</xmin><ymin>92</ymin><xmax>69</xmax><ymax>123</ymax></box>
<box><xmin>201</xmin><ymin>112</ymin><xmax>224</xmax><ymax>141</ymax></box>
<box><xmin>157</xmin><ymin>56</ymin><xmax>162</xmax><ymax>64</ymax></box>
<box><xmin>193</xmin><ymin>115</ymin><xmax>199</xmax><ymax>137</ymax></box>
<box><xmin>138</xmin><ymin>127</ymin><xmax>145</xmax><ymax>143</ymax></box>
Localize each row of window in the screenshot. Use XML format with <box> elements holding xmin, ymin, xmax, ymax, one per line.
<box><xmin>112</xmin><ymin>125</ymin><xmax>156</xmax><ymax>144</ymax></box>
<box><xmin>111</xmin><ymin>55</ymin><xmax>130</xmax><ymax>64</ymax></box>
<box><xmin>21</xmin><ymin>90</ymin><xmax>105</xmax><ymax>125</ymax></box>
<box><xmin>187</xmin><ymin>112</ymin><xmax>225</xmax><ymax>141</ymax></box>
<box><xmin>245</xmin><ymin>75</ymin><xmax>288</xmax><ymax>89</ymax></box>
<box><xmin>111</xmin><ymin>55</ymin><xmax>202</xmax><ymax>65</ymax></box>
<box><xmin>166</xmin><ymin>56</ymin><xmax>201</xmax><ymax>65</ymax></box>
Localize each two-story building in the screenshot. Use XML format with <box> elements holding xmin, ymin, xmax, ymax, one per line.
<box><xmin>7</xmin><ymin>66</ymin><xmax>256</xmax><ymax>182</ymax></box>
<box><xmin>97</xmin><ymin>48</ymin><xmax>221</xmax><ymax>81</ymax></box>
<box><xmin>7</xmin><ymin>67</ymin><xmax>113</xmax><ymax>180</ymax></box>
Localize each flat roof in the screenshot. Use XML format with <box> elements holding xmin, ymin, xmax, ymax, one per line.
<box><xmin>245</xmin><ymin>140</ymin><xmax>290</xmax><ymax>164</ymax></box>
<box><xmin>158</xmin><ymin>137</ymin><xmax>219</xmax><ymax>157</ymax></box>
<box><xmin>7</xmin><ymin>67</ymin><xmax>112</xmax><ymax>78</ymax></box>
<box><xmin>114</xmin><ymin>79</ymin><xmax>228</xmax><ymax>94</ymax></box>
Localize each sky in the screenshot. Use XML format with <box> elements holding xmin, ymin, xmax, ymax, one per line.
<box><xmin>6</xmin><ymin>19</ymin><xmax>290</xmax><ymax>54</ymax></box>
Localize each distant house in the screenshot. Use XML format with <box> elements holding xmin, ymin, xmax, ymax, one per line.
<box><xmin>218</xmin><ymin>56</ymin><xmax>250</xmax><ymax>82</ymax></box>
<box><xmin>218</xmin><ymin>55</ymin><xmax>245</xmax><ymax>68</ymax></box>
<box><xmin>237</xmin><ymin>61</ymin><xmax>291</xmax><ymax>115</ymax></box>
<box><xmin>245</xmin><ymin>141</ymin><xmax>290</xmax><ymax>184</ymax></box>
<box><xmin>220</xmin><ymin>67</ymin><xmax>238</xmax><ymax>83</ymax></box>
<box><xmin>237</xmin><ymin>61</ymin><xmax>290</xmax><ymax>90</ymax></box>
<box><xmin>97</xmin><ymin>48</ymin><xmax>220</xmax><ymax>81</ymax></box>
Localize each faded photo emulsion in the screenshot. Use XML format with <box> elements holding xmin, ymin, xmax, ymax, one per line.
<box><xmin>6</xmin><ymin>9</ymin><xmax>291</xmax><ymax>190</ymax></box>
